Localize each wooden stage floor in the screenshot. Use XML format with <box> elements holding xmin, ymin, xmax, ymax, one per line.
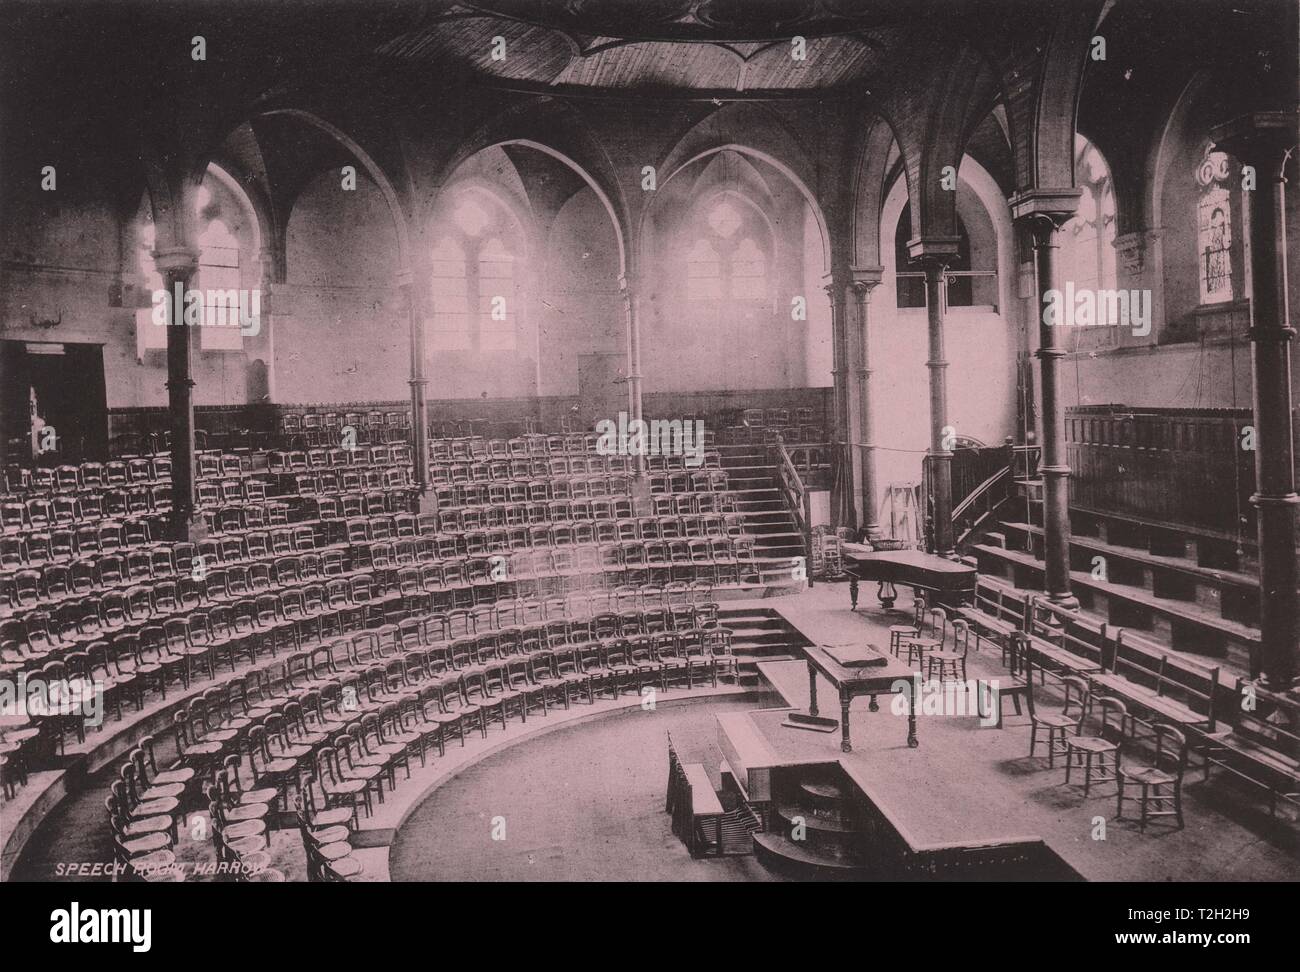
<box><xmin>723</xmin><ymin>583</ymin><xmax>1300</xmax><ymax>882</ymax></box>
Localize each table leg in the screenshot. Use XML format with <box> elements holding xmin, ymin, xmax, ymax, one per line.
<box><xmin>906</xmin><ymin>679</ymin><xmax>919</xmax><ymax>748</ymax></box>
<box><xmin>849</xmin><ymin>577</ymin><xmax>859</xmax><ymax>611</ymax></box>
<box><xmin>840</xmin><ymin>692</ymin><xmax>852</xmax><ymax>753</ymax></box>
<box><xmin>807</xmin><ymin>662</ymin><xmax>819</xmax><ymax>717</ymax></box>
<box><xmin>868</xmin><ymin>694</ymin><xmax>879</xmax><ymax>712</ymax></box>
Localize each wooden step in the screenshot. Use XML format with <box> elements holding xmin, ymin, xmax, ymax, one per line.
<box><xmin>751</xmin><ymin>831</ymin><xmax>871</xmax><ymax>880</ymax></box>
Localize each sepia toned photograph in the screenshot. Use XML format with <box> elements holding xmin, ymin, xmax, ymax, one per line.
<box><xmin>0</xmin><ymin>0</ymin><xmax>1295</xmax><ymax>926</ymax></box>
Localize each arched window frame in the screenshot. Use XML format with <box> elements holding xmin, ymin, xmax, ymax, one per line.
<box><xmin>132</xmin><ymin>165</ymin><xmax>260</xmax><ymax>357</ymax></box>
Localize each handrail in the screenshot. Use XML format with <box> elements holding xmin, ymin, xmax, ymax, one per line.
<box><xmin>770</xmin><ymin>432</ymin><xmax>814</xmax><ymax>587</ymax></box>
<box><xmin>952</xmin><ymin>465</ymin><xmax>1010</xmax><ymax>523</ymax></box>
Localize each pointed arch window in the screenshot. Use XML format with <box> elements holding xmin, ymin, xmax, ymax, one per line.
<box><xmin>132</xmin><ymin>166</ymin><xmax>259</xmax><ymax>357</ymax></box>
<box><xmin>685</xmin><ymin>199</ymin><xmax>770</xmax><ymax>302</ymax></box>
<box><xmin>428</xmin><ymin>190</ymin><xmax>522</xmax><ymax>352</ymax></box>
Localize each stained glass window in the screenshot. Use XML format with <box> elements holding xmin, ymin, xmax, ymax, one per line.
<box><xmin>1196</xmin><ymin>148</ymin><xmax>1234</xmax><ymax>304</ymax></box>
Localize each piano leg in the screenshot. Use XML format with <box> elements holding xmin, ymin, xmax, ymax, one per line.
<box><xmin>848</xmin><ymin>576</ymin><xmax>859</xmax><ymax>610</ymax></box>
<box><xmin>840</xmin><ymin>692</ymin><xmax>852</xmax><ymax>753</ymax></box>
<box><xmin>906</xmin><ymin>679</ymin><xmax>919</xmax><ymax>748</ymax></box>
<box><xmin>807</xmin><ymin>663</ymin><xmax>819</xmax><ymax>717</ymax></box>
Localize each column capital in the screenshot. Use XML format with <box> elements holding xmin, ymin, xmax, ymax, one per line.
<box><xmin>849</xmin><ymin>265</ymin><xmax>885</xmax><ymax>297</ymax></box>
<box><xmin>1010</xmin><ymin>188</ymin><xmax>1083</xmax><ymax>227</ymax></box>
<box><xmin>906</xmin><ymin>237</ymin><xmax>961</xmax><ymax>267</ymax></box>
<box><xmin>821</xmin><ymin>268</ymin><xmax>854</xmax><ymax>296</ymax></box>
<box><xmin>1210</xmin><ymin>110</ymin><xmax>1299</xmax><ymax>171</ymax></box>
<box><xmin>152</xmin><ymin>246</ymin><xmax>198</xmax><ymax>275</ymax></box>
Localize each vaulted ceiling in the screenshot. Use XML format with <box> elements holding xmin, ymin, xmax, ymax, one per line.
<box><xmin>373</xmin><ymin>0</ymin><xmax>931</xmax><ymax>95</ymax></box>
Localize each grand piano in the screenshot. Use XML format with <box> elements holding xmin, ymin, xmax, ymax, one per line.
<box><xmin>842</xmin><ymin>543</ymin><xmax>976</xmax><ymax>612</ymax></box>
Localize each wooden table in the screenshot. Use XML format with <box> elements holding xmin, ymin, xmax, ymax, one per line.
<box><xmin>784</xmin><ymin>643</ymin><xmax>919</xmax><ymax>753</ymax></box>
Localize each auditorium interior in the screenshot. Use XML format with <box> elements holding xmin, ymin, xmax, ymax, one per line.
<box><xmin>0</xmin><ymin>0</ymin><xmax>1297</xmax><ymax>884</ymax></box>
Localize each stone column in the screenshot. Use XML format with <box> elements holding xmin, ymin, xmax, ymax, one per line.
<box><xmin>850</xmin><ymin>268</ymin><xmax>884</xmax><ymax>541</ymax></box>
<box><xmin>825</xmin><ymin>272</ymin><xmax>853</xmax><ymax>530</ymax></box>
<box><xmin>154</xmin><ymin>245</ymin><xmax>205</xmax><ymax>541</ymax></box>
<box><xmin>918</xmin><ymin>256</ymin><xmax>955</xmax><ymax>557</ymax></box>
<box><xmin>1013</xmin><ymin>189</ymin><xmax>1083</xmax><ymax>607</ymax></box>
<box><xmin>1212</xmin><ymin>113</ymin><xmax>1298</xmax><ymax>689</ymax></box>
<box><xmin>620</xmin><ymin>273</ymin><xmax>649</xmax><ymax>490</ymax></box>
<box><xmin>398</xmin><ymin>266</ymin><xmax>434</xmax><ymax>513</ymax></box>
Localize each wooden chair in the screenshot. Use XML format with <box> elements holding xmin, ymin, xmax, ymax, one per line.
<box><xmin>1116</xmin><ymin>724</ymin><xmax>1187</xmax><ymax>831</ymax></box>
<box><xmin>1026</xmin><ymin>669</ymin><xmax>1088</xmax><ymax>768</ymax></box>
<box><xmin>926</xmin><ymin>618</ymin><xmax>972</xmax><ymax>683</ymax></box>
<box><xmin>888</xmin><ymin>595</ymin><xmax>927</xmax><ymax>656</ymax></box>
<box><xmin>1065</xmin><ymin>695</ymin><xmax>1129</xmax><ymax>796</ymax></box>
<box><xmin>903</xmin><ymin>607</ymin><xmax>946</xmax><ymax>669</ymax></box>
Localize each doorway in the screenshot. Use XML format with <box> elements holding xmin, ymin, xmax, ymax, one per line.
<box><xmin>0</xmin><ymin>340</ymin><xmax>109</xmax><ymax>466</ymax></box>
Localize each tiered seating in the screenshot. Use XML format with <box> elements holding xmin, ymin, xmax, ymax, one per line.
<box><xmin>970</xmin><ymin>480</ymin><xmax>1290</xmax><ymax>672</ymax></box>
<box><xmin>279</xmin><ymin>407</ymin><xmax>411</xmax><ymax>448</ymax></box>
<box><xmin>100</xmin><ymin>583</ymin><xmax>739</xmax><ymax>880</ymax></box>
<box><xmin>720</xmin><ymin>406</ymin><xmax>822</xmax><ymax>446</ymax></box>
<box><xmin>2</xmin><ymin>421</ymin><xmax>771</xmax><ymax>880</ymax></box>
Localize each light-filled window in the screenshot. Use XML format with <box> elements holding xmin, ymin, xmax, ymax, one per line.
<box><xmin>196</xmin><ymin>214</ymin><xmax>243</xmax><ymax>350</ymax></box>
<box><xmin>685</xmin><ymin>198</ymin><xmax>770</xmax><ymax>302</ymax></box>
<box><xmin>1060</xmin><ymin>135</ymin><xmax>1118</xmax><ymax>319</ymax></box>
<box><xmin>686</xmin><ymin>238</ymin><xmax>722</xmax><ymax>300</ymax></box>
<box><xmin>430</xmin><ymin>237</ymin><xmax>471</xmax><ymax>351</ymax></box>
<box><xmin>428</xmin><ymin>191</ymin><xmax>521</xmax><ymax>352</ymax></box>
<box><xmin>478</xmin><ymin>237</ymin><xmax>515</xmax><ymax>351</ymax></box>
<box><xmin>132</xmin><ymin>167</ymin><xmax>259</xmax><ymax>356</ymax></box>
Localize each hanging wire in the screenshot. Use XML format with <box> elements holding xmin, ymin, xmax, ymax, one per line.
<box><xmin>1229</xmin><ymin>320</ymin><xmax>1245</xmax><ymax>558</ymax></box>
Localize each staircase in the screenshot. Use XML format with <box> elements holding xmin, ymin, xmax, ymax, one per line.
<box><xmin>718</xmin><ymin>604</ymin><xmax>803</xmax><ymax>686</ymax></box>
<box><xmin>965</xmin><ymin>478</ymin><xmax>1289</xmax><ymax>675</ymax></box>
<box><xmin>751</xmin><ymin>771</ymin><xmax>874</xmax><ymax>880</ymax></box>
<box><xmin>719</xmin><ymin>443</ymin><xmax>808</xmax><ymax>593</ymax></box>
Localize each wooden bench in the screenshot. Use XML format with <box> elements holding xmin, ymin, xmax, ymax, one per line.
<box><xmin>956</xmin><ymin>579</ymin><xmax>1024</xmax><ymax>666</ymax></box>
<box><xmin>1023</xmin><ymin>596</ymin><xmax>1105</xmax><ymax>680</ymax></box>
<box><xmin>666</xmin><ymin>735</ymin><xmax>725</xmax><ymax>857</ymax></box>
<box><xmin>1199</xmin><ymin>679</ymin><xmax>1300</xmax><ymax>818</ymax></box>
<box><xmin>1088</xmin><ymin>629</ymin><xmax>1219</xmax><ymax>736</ymax></box>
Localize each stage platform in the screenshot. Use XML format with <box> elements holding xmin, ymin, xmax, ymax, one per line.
<box><xmin>717</xmin><ymin>583</ymin><xmax>1299</xmax><ymax>882</ymax></box>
